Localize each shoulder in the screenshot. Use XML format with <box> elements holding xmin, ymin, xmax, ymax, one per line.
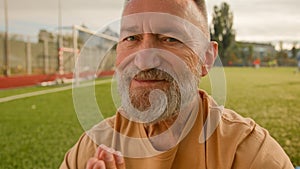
<box><xmin>60</xmin><ymin>116</ymin><xmax>117</xmax><ymax>169</ymax></box>
<box><xmin>220</xmin><ymin>108</ymin><xmax>256</xmax><ymax>136</ymax></box>
<box><xmin>201</xmin><ymin>92</ymin><xmax>293</xmax><ymax>168</ymax></box>
<box><xmin>202</xmin><ymin>91</ymin><xmax>257</xmax><ymax>142</ymax></box>
<box><xmin>59</xmin><ymin>133</ymin><xmax>97</xmax><ymax>169</ymax></box>
<box><xmin>220</xmin><ymin>109</ymin><xmax>293</xmax><ymax>168</ymax></box>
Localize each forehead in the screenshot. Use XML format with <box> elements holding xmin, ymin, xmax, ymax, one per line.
<box><xmin>124</xmin><ymin>0</ymin><xmax>196</xmax><ymax>20</ymax></box>
<box><xmin>122</xmin><ymin>0</ymin><xmax>208</xmax><ymax>37</ymax></box>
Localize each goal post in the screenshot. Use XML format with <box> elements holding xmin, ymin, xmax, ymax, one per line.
<box><xmin>72</xmin><ymin>25</ymin><xmax>119</xmax><ymax>86</ymax></box>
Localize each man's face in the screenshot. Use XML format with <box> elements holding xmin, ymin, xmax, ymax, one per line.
<box><xmin>115</xmin><ymin>0</ymin><xmax>210</xmax><ymax>123</ymax></box>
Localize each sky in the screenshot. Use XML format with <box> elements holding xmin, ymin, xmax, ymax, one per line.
<box><xmin>0</xmin><ymin>0</ymin><xmax>300</xmax><ymax>49</ymax></box>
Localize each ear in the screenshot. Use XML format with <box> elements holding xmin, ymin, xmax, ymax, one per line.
<box><xmin>201</xmin><ymin>41</ymin><xmax>218</xmax><ymax>77</ymax></box>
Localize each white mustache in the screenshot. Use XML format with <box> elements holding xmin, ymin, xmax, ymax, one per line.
<box><xmin>133</xmin><ymin>69</ymin><xmax>173</xmax><ymax>82</ymax></box>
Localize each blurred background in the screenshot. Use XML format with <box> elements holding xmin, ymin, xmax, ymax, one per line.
<box><xmin>0</xmin><ymin>0</ymin><xmax>299</xmax><ymax>168</ymax></box>
<box><xmin>0</xmin><ymin>0</ymin><xmax>299</xmax><ymax>78</ymax></box>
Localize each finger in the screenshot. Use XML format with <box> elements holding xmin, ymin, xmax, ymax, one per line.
<box><xmin>95</xmin><ymin>146</ymin><xmax>104</xmax><ymax>159</ymax></box>
<box><xmin>92</xmin><ymin>160</ymin><xmax>106</xmax><ymax>169</ymax></box>
<box><xmin>101</xmin><ymin>149</ymin><xmax>117</xmax><ymax>169</ymax></box>
<box><xmin>86</xmin><ymin>157</ymin><xmax>99</xmax><ymax>169</ymax></box>
<box><xmin>98</xmin><ymin>144</ymin><xmax>115</xmax><ymax>160</ymax></box>
<box><xmin>98</xmin><ymin>144</ymin><xmax>125</xmax><ymax>169</ymax></box>
<box><xmin>114</xmin><ymin>151</ymin><xmax>126</xmax><ymax>169</ymax></box>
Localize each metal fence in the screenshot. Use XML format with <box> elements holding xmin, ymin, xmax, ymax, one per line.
<box><xmin>0</xmin><ymin>28</ymin><xmax>118</xmax><ymax>77</ymax></box>
<box><xmin>0</xmin><ymin>34</ymin><xmax>76</xmax><ymax>76</ymax></box>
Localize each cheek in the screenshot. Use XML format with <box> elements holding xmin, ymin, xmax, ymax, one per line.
<box><xmin>115</xmin><ymin>45</ymin><xmax>122</xmax><ymax>66</ymax></box>
<box><xmin>173</xmin><ymin>48</ymin><xmax>200</xmax><ymax>76</ymax></box>
<box><xmin>116</xmin><ymin>45</ymin><xmax>131</xmax><ymax>66</ymax></box>
<box><xmin>115</xmin><ymin>53</ymin><xmax>123</xmax><ymax>67</ymax></box>
<box><xmin>116</xmin><ymin>43</ymin><xmax>142</xmax><ymax>67</ymax></box>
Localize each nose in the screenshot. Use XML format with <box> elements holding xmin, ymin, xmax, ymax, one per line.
<box><xmin>134</xmin><ymin>50</ymin><xmax>161</xmax><ymax>70</ymax></box>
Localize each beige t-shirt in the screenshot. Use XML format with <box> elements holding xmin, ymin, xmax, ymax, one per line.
<box><xmin>60</xmin><ymin>91</ymin><xmax>294</xmax><ymax>169</ymax></box>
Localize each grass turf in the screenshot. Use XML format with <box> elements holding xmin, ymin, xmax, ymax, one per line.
<box><xmin>0</xmin><ymin>67</ymin><xmax>299</xmax><ymax>168</ymax></box>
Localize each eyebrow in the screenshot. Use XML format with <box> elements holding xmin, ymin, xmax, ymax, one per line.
<box><xmin>154</xmin><ymin>26</ymin><xmax>188</xmax><ymax>41</ymax></box>
<box><xmin>121</xmin><ymin>25</ymin><xmax>185</xmax><ymax>36</ymax></box>
<box><xmin>119</xmin><ymin>23</ymin><xmax>191</xmax><ymax>42</ymax></box>
<box><xmin>156</xmin><ymin>27</ymin><xmax>184</xmax><ymax>36</ymax></box>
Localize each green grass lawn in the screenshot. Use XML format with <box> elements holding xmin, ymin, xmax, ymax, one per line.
<box><xmin>0</xmin><ymin>85</ymin><xmax>60</xmax><ymax>98</ymax></box>
<box><xmin>222</xmin><ymin>68</ymin><xmax>300</xmax><ymax>166</ymax></box>
<box><xmin>0</xmin><ymin>67</ymin><xmax>299</xmax><ymax>168</ymax></box>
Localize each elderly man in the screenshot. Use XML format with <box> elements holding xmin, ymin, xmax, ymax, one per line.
<box><xmin>60</xmin><ymin>0</ymin><xmax>293</xmax><ymax>168</ymax></box>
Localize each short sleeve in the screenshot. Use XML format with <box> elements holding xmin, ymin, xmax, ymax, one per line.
<box><xmin>233</xmin><ymin>124</ymin><xmax>294</xmax><ymax>169</ymax></box>
<box><xmin>59</xmin><ymin>133</ymin><xmax>98</xmax><ymax>169</ymax></box>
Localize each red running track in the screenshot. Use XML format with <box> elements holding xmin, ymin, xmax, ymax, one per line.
<box><xmin>0</xmin><ymin>71</ymin><xmax>114</xmax><ymax>89</ymax></box>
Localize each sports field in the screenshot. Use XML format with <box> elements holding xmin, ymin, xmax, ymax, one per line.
<box><xmin>0</xmin><ymin>67</ymin><xmax>299</xmax><ymax>168</ymax></box>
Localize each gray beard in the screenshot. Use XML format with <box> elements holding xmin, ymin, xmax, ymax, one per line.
<box><xmin>117</xmin><ymin>73</ymin><xmax>199</xmax><ymax>124</ymax></box>
<box><xmin>128</xmin><ymin>80</ymin><xmax>181</xmax><ymax>124</ymax></box>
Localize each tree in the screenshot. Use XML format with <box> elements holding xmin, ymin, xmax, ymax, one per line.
<box><xmin>210</xmin><ymin>2</ymin><xmax>235</xmax><ymax>65</ymax></box>
<box><xmin>38</xmin><ymin>29</ymin><xmax>55</xmax><ymax>42</ymax></box>
<box><xmin>291</xmin><ymin>46</ymin><xmax>297</xmax><ymax>58</ymax></box>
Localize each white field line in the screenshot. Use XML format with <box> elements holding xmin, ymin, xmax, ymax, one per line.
<box><xmin>0</xmin><ymin>79</ymin><xmax>112</xmax><ymax>103</ymax></box>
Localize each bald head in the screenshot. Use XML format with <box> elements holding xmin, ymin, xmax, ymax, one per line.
<box><xmin>122</xmin><ymin>0</ymin><xmax>209</xmax><ymax>39</ymax></box>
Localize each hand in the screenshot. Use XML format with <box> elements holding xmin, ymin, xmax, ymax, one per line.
<box><xmin>86</xmin><ymin>144</ymin><xmax>126</xmax><ymax>169</ymax></box>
